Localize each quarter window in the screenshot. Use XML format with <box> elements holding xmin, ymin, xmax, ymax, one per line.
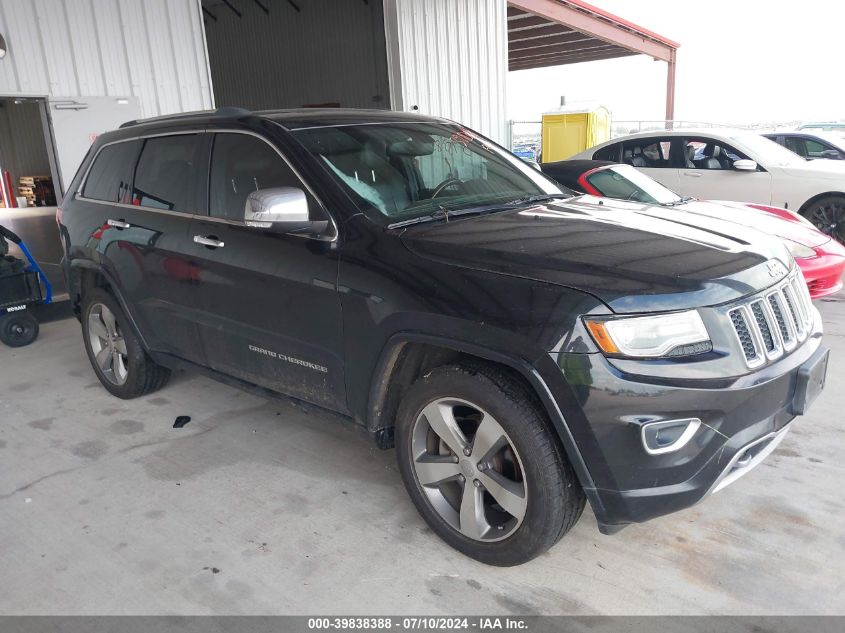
<box><xmin>593</xmin><ymin>143</ymin><xmax>621</xmax><ymax>161</ymax></box>
<box><xmin>82</xmin><ymin>141</ymin><xmax>141</xmax><ymax>203</ymax></box>
<box><xmin>209</xmin><ymin>133</ymin><xmax>314</xmax><ymax>221</ymax></box>
<box><xmin>132</xmin><ymin>135</ymin><xmax>203</xmax><ymax>212</ymax></box>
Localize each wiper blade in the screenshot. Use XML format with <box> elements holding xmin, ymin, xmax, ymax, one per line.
<box><xmin>663</xmin><ymin>196</ymin><xmax>695</xmax><ymax>207</ymax></box>
<box><xmin>387</xmin><ymin>208</ymin><xmax>450</xmax><ymax>229</ymax></box>
<box><xmin>506</xmin><ymin>193</ymin><xmax>573</xmax><ymax>206</ymax></box>
<box><xmin>386</xmin><ymin>194</ymin><xmax>573</xmax><ymax>229</ymax></box>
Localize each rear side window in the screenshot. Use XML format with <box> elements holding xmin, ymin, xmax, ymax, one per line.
<box><xmin>622</xmin><ymin>138</ymin><xmax>672</xmax><ymax>168</ymax></box>
<box><xmin>593</xmin><ymin>143</ymin><xmax>621</xmax><ymax>161</ymax></box>
<box><xmin>82</xmin><ymin>140</ymin><xmax>141</xmax><ymax>203</ymax></box>
<box><xmin>209</xmin><ymin>133</ymin><xmax>315</xmax><ymax>221</ymax></box>
<box><xmin>132</xmin><ymin>135</ymin><xmax>203</xmax><ymax>212</ymax></box>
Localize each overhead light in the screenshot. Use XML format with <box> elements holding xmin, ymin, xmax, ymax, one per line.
<box><xmin>0</xmin><ymin>33</ymin><xmax>6</xmax><ymax>59</ymax></box>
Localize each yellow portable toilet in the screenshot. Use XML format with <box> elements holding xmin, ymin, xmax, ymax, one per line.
<box><xmin>541</xmin><ymin>102</ymin><xmax>611</xmax><ymax>163</ymax></box>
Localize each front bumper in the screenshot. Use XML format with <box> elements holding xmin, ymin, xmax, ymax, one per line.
<box><xmin>797</xmin><ymin>250</ymin><xmax>845</xmax><ymax>299</ymax></box>
<box><xmin>549</xmin><ymin>326</ymin><xmax>827</xmax><ymax>533</ymax></box>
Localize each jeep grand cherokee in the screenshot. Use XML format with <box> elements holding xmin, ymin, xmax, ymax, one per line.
<box><xmin>58</xmin><ymin>108</ymin><xmax>829</xmax><ymax>566</ymax></box>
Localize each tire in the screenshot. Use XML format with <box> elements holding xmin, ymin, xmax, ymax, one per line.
<box><xmin>395</xmin><ymin>364</ymin><xmax>585</xmax><ymax>566</ymax></box>
<box><xmin>81</xmin><ymin>288</ymin><xmax>170</xmax><ymax>399</ymax></box>
<box><xmin>0</xmin><ymin>311</ymin><xmax>39</xmax><ymax>347</ymax></box>
<box><xmin>801</xmin><ymin>195</ymin><xmax>845</xmax><ymax>243</ymax></box>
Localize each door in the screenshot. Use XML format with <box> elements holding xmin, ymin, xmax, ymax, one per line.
<box><xmin>621</xmin><ymin>137</ymin><xmax>681</xmax><ymax>193</ymax></box>
<box><xmin>676</xmin><ymin>136</ymin><xmax>772</xmax><ymax>204</ymax></box>
<box><xmin>189</xmin><ymin>131</ymin><xmax>347</xmax><ymax>412</ymax></box>
<box><xmin>49</xmin><ymin>96</ymin><xmax>142</xmax><ymax>194</ymax></box>
<box><xmin>76</xmin><ymin>134</ymin><xmax>207</xmax><ymax>365</ymax></box>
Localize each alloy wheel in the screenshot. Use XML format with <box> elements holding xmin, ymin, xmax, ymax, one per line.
<box><xmin>87</xmin><ymin>303</ymin><xmax>129</xmax><ymax>386</ymax></box>
<box><xmin>410</xmin><ymin>397</ymin><xmax>527</xmax><ymax>542</ymax></box>
<box><xmin>808</xmin><ymin>200</ymin><xmax>845</xmax><ymax>243</ymax></box>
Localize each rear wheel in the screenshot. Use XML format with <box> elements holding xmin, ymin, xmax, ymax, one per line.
<box><xmin>395</xmin><ymin>364</ymin><xmax>585</xmax><ymax>566</ymax></box>
<box><xmin>0</xmin><ymin>312</ymin><xmax>39</xmax><ymax>347</ymax></box>
<box><xmin>81</xmin><ymin>288</ymin><xmax>170</xmax><ymax>399</ymax></box>
<box><xmin>801</xmin><ymin>195</ymin><xmax>845</xmax><ymax>243</ymax></box>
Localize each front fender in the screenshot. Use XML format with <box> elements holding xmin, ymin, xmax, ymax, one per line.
<box><xmin>366</xmin><ymin>330</ymin><xmax>609</xmax><ymax>529</ymax></box>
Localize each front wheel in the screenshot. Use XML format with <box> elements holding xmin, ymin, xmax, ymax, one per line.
<box><xmin>801</xmin><ymin>195</ymin><xmax>845</xmax><ymax>243</ymax></box>
<box><xmin>395</xmin><ymin>364</ymin><xmax>585</xmax><ymax>566</ymax></box>
<box><xmin>0</xmin><ymin>311</ymin><xmax>39</xmax><ymax>347</ymax></box>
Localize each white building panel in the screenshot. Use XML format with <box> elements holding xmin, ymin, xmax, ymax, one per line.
<box><xmin>384</xmin><ymin>0</ymin><xmax>508</xmax><ymax>144</ymax></box>
<box><xmin>0</xmin><ymin>0</ymin><xmax>213</xmax><ymax>117</ymax></box>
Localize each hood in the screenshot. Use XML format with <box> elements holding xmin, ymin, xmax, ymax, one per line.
<box><xmin>683</xmin><ymin>199</ymin><xmax>831</xmax><ymax>248</ymax></box>
<box><xmin>400</xmin><ymin>195</ymin><xmax>793</xmax><ymax>314</ymax></box>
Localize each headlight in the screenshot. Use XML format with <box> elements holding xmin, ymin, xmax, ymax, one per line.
<box><xmin>782</xmin><ymin>238</ymin><xmax>815</xmax><ymax>259</ymax></box>
<box><xmin>584</xmin><ymin>310</ymin><xmax>711</xmax><ymax>358</ymax></box>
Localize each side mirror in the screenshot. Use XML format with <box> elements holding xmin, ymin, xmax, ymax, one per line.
<box><xmin>733</xmin><ymin>159</ymin><xmax>758</xmax><ymax>171</ymax></box>
<box><xmin>821</xmin><ymin>149</ymin><xmax>842</xmax><ymax>160</ymax></box>
<box><xmin>244</xmin><ymin>187</ymin><xmax>327</xmax><ymax>234</ymax></box>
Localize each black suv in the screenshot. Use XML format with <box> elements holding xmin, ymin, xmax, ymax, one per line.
<box><xmin>58</xmin><ymin>108</ymin><xmax>829</xmax><ymax>565</ymax></box>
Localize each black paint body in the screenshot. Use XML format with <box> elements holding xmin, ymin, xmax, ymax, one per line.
<box><xmin>59</xmin><ymin>109</ymin><xmax>825</xmax><ymax>532</ymax></box>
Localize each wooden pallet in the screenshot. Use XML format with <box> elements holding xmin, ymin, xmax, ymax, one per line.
<box><xmin>18</xmin><ymin>176</ymin><xmax>51</xmax><ymax>187</ymax></box>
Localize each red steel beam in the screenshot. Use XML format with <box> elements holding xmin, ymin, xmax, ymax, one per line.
<box><xmin>510</xmin><ymin>41</ymin><xmax>619</xmax><ymax>61</ymax></box>
<box><xmin>509</xmin><ymin>48</ymin><xmax>638</xmax><ymax>71</ymax></box>
<box><xmin>507</xmin><ymin>0</ymin><xmax>676</xmax><ymax>62</ymax></box>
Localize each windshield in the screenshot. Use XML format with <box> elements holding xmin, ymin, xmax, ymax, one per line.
<box><xmin>730</xmin><ymin>133</ymin><xmax>807</xmax><ymax>167</ymax></box>
<box><xmin>292</xmin><ymin>122</ymin><xmax>565</xmax><ymax>223</ymax></box>
<box><xmin>584</xmin><ymin>164</ymin><xmax>683</xmax><ymax>205</ymax></box>
<box><xmin>814</xmin><ymin>132</ymin><xmax>845</xmax><ymax>149</ymax></box>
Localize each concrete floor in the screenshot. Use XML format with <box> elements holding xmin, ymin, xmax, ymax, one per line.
<box><xmin>1</xmin><ymin>294</ymin><xmax>844</xmax><ymax>616</ymax></box>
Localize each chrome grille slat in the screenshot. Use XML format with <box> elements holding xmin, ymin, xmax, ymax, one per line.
<box><xmin>750</xmin><ymin>301</ymin><xmax>776</xmax><ymax>354</ymax></box>
<box><xmin>729</xmin><ymin>270</ymin><xmax>813</xmax><ymax>368</ymax></box>
<box><xmin>781</xmin><ymin>285</ymin><xmax>806</xmax><ymax>341</ymax></box>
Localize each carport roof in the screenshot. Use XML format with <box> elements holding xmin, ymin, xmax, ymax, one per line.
<box><xmin>507</xmin><ymin>0</ymin><xmax>679</xmax><ymax>72</ymax></box>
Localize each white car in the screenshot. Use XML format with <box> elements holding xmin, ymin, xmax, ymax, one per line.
<box><xmin>571</xmin><ymin>129</ymin><xmax>845</xmax><ymax>242</ymax></box>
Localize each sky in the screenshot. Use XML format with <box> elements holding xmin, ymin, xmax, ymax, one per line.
<box><xmin>507</xmin><ymin>0</ymin><xmax>845</xmax><ymax>126</ymax></box>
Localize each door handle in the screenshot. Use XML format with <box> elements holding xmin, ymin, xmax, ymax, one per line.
<box><xmin>107</xmin><ymin>218</ymin><xmax>131</xmax><ymax>229</ymax></box>
<box><xmin>682</xmin><ymin>172</ymin><xmax>702</xmax><ymax>178</ymax></box>
<box><xmin>194</xmin><ymin>235</ymin><xmax>225</xmax><ymax>248</ymax></box>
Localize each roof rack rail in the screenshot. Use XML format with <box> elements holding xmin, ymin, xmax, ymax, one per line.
<box><xmin>119</xmin><ymin>107</ymin><xmax>252</xmax><ymax>129</ymax></box>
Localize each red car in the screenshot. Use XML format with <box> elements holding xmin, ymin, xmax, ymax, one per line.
<box><xmin>541</xmin><ymin>161</ymin><xmax>845</xmax><ymax>299</ymax></box>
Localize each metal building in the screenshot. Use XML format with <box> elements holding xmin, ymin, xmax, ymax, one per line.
<box><xmin>0</xmin><ymin>0</ymin><xmax>677</xmax><ymax>197</ymax></box>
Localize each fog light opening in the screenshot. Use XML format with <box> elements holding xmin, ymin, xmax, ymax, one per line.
<box><xmin>641</xmin><ymin>418</ymin><xmax>702</xmax><ymax>455</ymax></box>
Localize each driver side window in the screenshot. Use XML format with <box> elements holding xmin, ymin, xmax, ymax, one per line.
<box><xmin>209</xmin><ymin>133</ymin><xmax>315</xmax><ymax>221</ymax></box>
<box><xmin>682</xmin><ymin>138</ymin><xmax>749</xmax><ymax>170</ymax></box>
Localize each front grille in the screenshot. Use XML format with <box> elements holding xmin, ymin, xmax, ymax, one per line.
<box><xmin>728</xmin><ymin>270</ymin><xmax>814</xmax><ymax>368</ymax></box>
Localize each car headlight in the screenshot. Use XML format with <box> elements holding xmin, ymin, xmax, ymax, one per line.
<box><xmin>584</xmin><ymin>310</ymin><xmax>711</xmax><ymax>358</ymax></box>
<box><xmin>782</xmin><ymin>238</ymin><xmax>816</xmax><ymax>259</ymax></box>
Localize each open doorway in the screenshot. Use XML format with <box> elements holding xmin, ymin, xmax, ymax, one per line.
<box><xmin>202</xmin><ymin>0</ymin><xmax>391</xmax><ymax>111</ymax></box>
<box><xmin>0</xmin><ymin>96</ymin><xmax>66</xmax><ymax>297</ymax></box>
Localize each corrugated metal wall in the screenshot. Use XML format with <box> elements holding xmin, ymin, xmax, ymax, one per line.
<box><xmin>0</xmin><ymin>0</ymin><xmax>213</xmax><ymax>117</ymax></box>
<box><xmin>384</xmin><ymin>0</ymin><xmax>508</xmax><ymax>144</ymax></box>
<box><xmin>204</xmin><ymin>0</ymin><xmax>390</xmax><ymax>111</ymax></box>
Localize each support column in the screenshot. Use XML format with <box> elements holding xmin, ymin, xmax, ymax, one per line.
<box><xmin>665</xmin><ymin>49</ymin><xmax>677</xmax><ymax>127</ymax></box>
